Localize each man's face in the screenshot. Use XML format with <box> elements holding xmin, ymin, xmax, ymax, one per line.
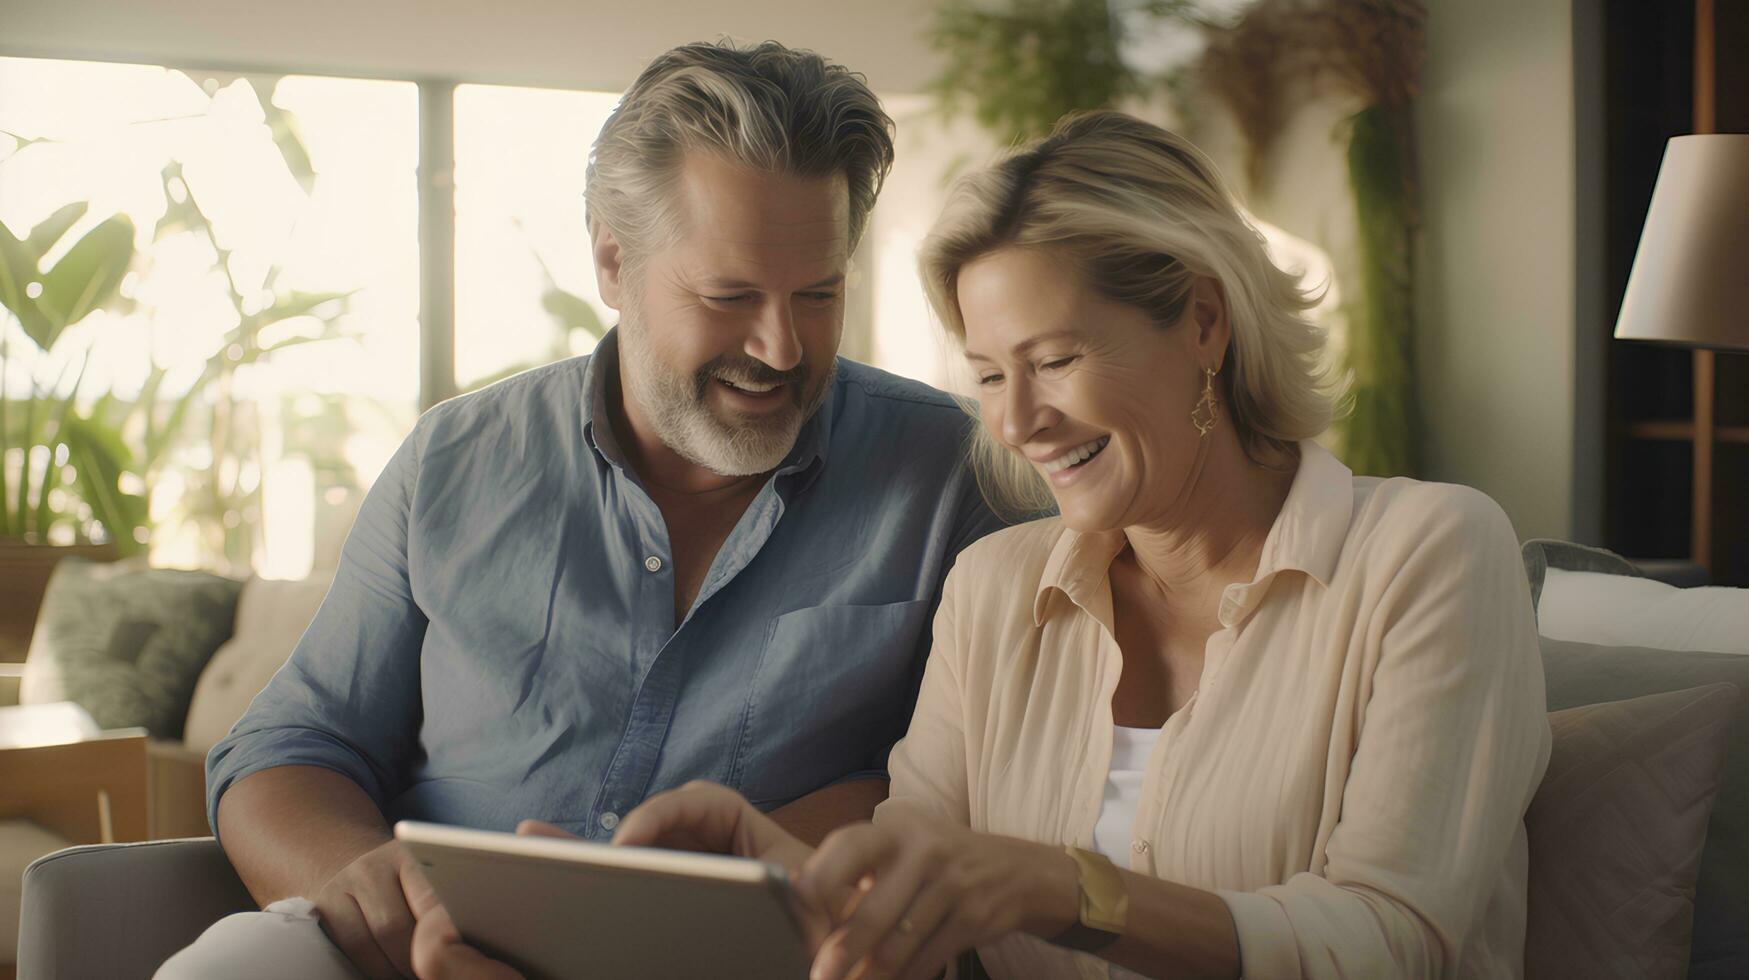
<box><xmin>613</xmin><ymin>152</ymin><xmax>849</xmax><ymax>477</ymax></box>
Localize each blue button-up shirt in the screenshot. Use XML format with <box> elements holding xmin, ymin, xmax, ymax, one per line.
<box><xmin>207</xmin><ymin>331</ymin><xmax>1005</xmax><ymax>839</ymax></box>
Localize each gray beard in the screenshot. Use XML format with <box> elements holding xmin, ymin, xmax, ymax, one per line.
<box><xmin>617</xmin><ymin>296</ymin><xmax>834</xmax><ymax>478</ymax></box>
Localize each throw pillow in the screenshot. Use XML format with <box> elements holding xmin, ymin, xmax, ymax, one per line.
<box><xmin>183</xmin><ymin>573</ymin><xmax>333</xmax><ymax>754</ymax></box>
<box><xmin>1541</xmin><ymin>638</ymin><xmax>1749</xmax><ymax>980</ymax></box>
<box><xmin>1525</xmin><ymin>683</ymin><xmax>1740</xmax><ymax>980</ymax></box>
<box><xmin>18</xmin><ymin>559</ymin><xmax>243</xmax><ymax>739</ymax></box>
<box><xmin>1522</xmin><ymin>537</ymin><xmax>1640</xmax><ymax>611</ymax></box>
<box><xmin>1539</xmin><ymin>569</ymin><xmax>1749</xmax><ymax>655</ymax></box>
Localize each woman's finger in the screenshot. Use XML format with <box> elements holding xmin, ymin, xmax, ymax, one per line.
<box><xmin>866</xmin><ymin>875</ymin><xmax>958</xmax><ymax>980</ymax></box>
<box><xmin>809</xmin><ymin>851</ymin><xmax>933</xmax><ymax>980</ymax></box>
<box><xmin>892</xmin><ymin>920</ymin><xmax>974</xmax><ymax>980</ymax></box>
<box><xmin>797</xmin><ymin>824</ymin><xmax>898</xmax><ymax>925</ymax></box>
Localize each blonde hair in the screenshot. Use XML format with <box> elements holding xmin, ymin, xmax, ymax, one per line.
<box><xmin>586</xmin><ymin>40</ymin><xmax>895</xmax><ymax>262</ymax></box>
<box><xmin>919</xmin><ymin>110</ymin><xmax>1340</xmax><ymax>518</ymax></box>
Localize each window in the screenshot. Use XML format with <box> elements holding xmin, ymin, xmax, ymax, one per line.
<box><xmin>0</xmin><ymin>58</ymin><xmax>419</xmax><ymax>579</ymax></box>
<box><xmin>453</xmin><ymin>84</ymin><xmax>620</xmax><ymax>392</ymax></box>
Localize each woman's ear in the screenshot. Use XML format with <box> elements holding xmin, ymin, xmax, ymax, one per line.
<box><xmin>1189</xmin><ymin>276</ymin><xmax>1232</xmax><ymax>372</ymax></box>
<box><xmin>591</xmin><ymin>220</ymin><xmax>627</xmax><ymax>310</ymax></box>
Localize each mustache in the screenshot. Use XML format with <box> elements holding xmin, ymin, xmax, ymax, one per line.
<box><xmin>693</xmin><ymin>354</ymin><xmax>808</xmax><ymax>394</ymax></box>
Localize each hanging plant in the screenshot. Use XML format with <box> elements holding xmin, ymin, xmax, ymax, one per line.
<box><xmin>928</xmin><ymin>0</ymin><xmax>1197</xmax><ymax>146</ymax></box>
<box><xmin>1198</xmin><ymin>0</ymin><xmax>1427</xmax><ymax>476</ymax></box>
<box><xmin>928</xmin><ymin>0</ymin><xmax>1428</xmax><ymax>479</ymax></box>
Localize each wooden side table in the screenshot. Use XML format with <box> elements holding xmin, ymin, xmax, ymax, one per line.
<box><xmin>0</xmin><ymin>707</ymin><xmax>149</xmax><ymax>845</ymax></box>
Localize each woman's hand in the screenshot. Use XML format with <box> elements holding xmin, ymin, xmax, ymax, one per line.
<box><xmin>796</xmin><ymin>808</ymin><xmax>1081</xmax><ymax>980</ymax></box>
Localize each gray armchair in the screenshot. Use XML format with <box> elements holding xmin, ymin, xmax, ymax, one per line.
<box><xmin>17</xmin><ymin>838</ymin><xmax>254</xmax><ymax>980</ymax></box>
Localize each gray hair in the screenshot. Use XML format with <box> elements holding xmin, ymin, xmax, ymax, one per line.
<box><xmin>920</xmin><ymin>110</ymin><xmax>1342</xmax><ymax>518</ymax></box>
<box><xmin>586</xmin><ymin>39</ymin><xmax>896</xmax><ymax>261</ymax></box>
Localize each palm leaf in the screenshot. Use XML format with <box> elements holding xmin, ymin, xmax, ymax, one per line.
<box><xmin>0</xmin><ymin>218</ymin><xmax>53</xmax><ymax>348</ymax></box>
<box><xmin>35</xmin><ymin>215</ymin><xmax>136</xmax><ymax>346</ymax></box>
<box><xmin>26</xmin><ymin>203</ymin><xmax>88</xmax><ymax>254</ymax></box>
<box><xmin>541</xmin><ymin>286</ymin><xmax>605</xmax><ymax>338</ymax></box>
<box><xmin>62</xmin><ymin>412</ymin><xmax>148</xmax><ymax>555</ymax></box>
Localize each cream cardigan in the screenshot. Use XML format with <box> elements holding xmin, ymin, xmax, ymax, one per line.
<box><xmin>874</xmin><ymin>443</ymin><xmax>1552</xmax><ymax>979</ymax></box>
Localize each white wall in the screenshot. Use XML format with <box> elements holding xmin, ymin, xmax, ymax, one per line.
<box><xmin>0</xmin><ymin>0</ymin><xmax>946</xmax><ymax>93</ymax></box>
<box><xmin>1416</xmin><ymin>0</ymin><xmax>1577</xmax><ymax>541</ymax></box>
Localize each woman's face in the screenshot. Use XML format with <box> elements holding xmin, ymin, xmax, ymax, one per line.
<box><xmin>958</xmin><ymin>246</ymin><xmax>1222</xmax><ymax>533</ymax></box>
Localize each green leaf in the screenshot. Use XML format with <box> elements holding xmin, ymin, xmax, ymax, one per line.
<box><xmin>143</xmin><ymin>380</ymin><xmax>205</xmax><ymax>472</ymax></box>
<box><xmin>250</xmin><ymin>289</ymin><xmax>353</xmax><ymax>329</ymax></box>
<box><xmin>254</xmin><ymin>81</ymin><xmax>316</xmax><ymax>194</ymax></box>
<box><xmin>154</xmin><ymin>162</ymin><xmax>208</xmax><ymax>241</ymax></box>
<box><xmin>35</xmin><ymin>215</ymin><xmax>136</xmax><ymax>343</ymax></box>
<box><xmin>0</xmin><ymin>219</ymin><xmax>53</xmax><ymax>348</ymax></box>
<box><xmin>541</xmin><ymin>286</ymin><xmax>605</xmax><ymax>338</ymax></box>
<box><xmin>62</xmin><ymin>412</ymin><xmax>148</xmax><ymax>555</ymax></box>
<box><xmin>12</xmin><ymin>393</ymin><xmax>41</xmax><ymax>536</ymax></box>
<box><xmin>26</xmin><ymin>203</ymin><xmax>88</xmax><ymax>254</ymax></box>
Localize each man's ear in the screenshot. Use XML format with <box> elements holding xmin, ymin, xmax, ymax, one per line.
<box><xmin>1189</xmin><ymin>276</ymin><xmax>1232</xmax><ymax>372</ymax></box>
<box><xmin>591</xmin><ymin>219</ymin><xmax>628</xmax><ymax>310</ymax></box>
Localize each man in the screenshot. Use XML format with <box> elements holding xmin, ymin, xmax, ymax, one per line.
<box><xmin>157</xmin><ymin>40</ymin><xmax>1003</xmax><ymax>980</ymax></box>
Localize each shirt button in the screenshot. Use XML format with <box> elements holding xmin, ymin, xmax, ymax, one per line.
<box><xmin>643</xmin><ymin>556</ymin><xmax>662</xmax><ymax>573</ymax></box>
<box><xmin>599</xmin><ymin>811</ymin><xmax>620</xmax><ymax>831</ymax></box>
<box><xmin>1131</xmin><ymin>840</ymin><xmax>1149</xmax><ymax>854</ymax></box>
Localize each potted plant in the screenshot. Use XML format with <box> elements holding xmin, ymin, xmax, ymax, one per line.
<box><xmin>0</xmin><ymin>73</ymin><xmax>351</xmax><ymax>660</ymax></box>
<box><xmin>0</xmin><ymin>202</ymin><xmax>140</xmax><ymax>661</ymax></box>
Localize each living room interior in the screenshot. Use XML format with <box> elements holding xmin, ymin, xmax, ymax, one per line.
<box><xmin>2</xmin><ymin>1</ymin><xmax>1747</xmax><ymax>978</ymax></box>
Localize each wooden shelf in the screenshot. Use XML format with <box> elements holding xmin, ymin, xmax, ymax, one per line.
<box><xmin>1627</xmin><ymin>419</ymin><xmax>1749</xmax><ymax>444</ymax></box>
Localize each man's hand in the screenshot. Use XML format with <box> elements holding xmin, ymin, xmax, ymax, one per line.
<box><xmin>408</xmin><ymin>821</ymin><xmax>579</xmax><ymax>979</ymax></box>
<box><xmin>407</xmin><ymin>786</ymin><xmax>825</xmax><ymax>979</ymax></box>
<box><xmin>612</xmin><ymin>780</ymin><xmax>814</xmax><ymax>871</ymax></box>
<box><xmin>311</xmin><ymin>838</ymin><xmax>433</xmax><ymax>979</ymax></box>
<box><xmin>408</xmin><ymin>901</ymin><xmax>525</xmax><ymax>980</ymax></box>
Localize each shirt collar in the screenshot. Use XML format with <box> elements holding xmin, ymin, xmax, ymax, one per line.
<box><xmin>580</xmin><ymin>327</ymin><xmax>834</xmax><ymax>488</ymax></box>
<box><xmin>1030</xmin><ymin>440</ymin><xmax>1354</xmax><ymax>628</ymax></box>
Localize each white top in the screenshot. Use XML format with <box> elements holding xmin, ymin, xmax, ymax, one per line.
<box><xmin>875</xmin><ymin>442</ymin><xmax>1552</xmax><ymax>979</ymax></box>
<box><xmin>1092</xmin><ymin>725</ymin><xmax>1163</xmax><ymax>980</ymax></box>
<box><xmin>1091</xmin><ymin>725</ymin><xmax>1162</xmax><ymax>864</ymax></box>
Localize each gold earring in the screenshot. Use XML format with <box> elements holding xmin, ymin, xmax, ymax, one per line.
<box><xmin>1192</xmin><ymin>367</ymin><xmax>1219</xmax><ymax>436</ymax></box>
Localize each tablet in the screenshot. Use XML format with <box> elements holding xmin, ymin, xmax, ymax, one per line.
<box><xmin>395</xmin><ymin>821</ymin><xmax>811</xmax><ymax>980</ymax></box>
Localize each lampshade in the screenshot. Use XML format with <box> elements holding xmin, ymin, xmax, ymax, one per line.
<box><xmin>1614</xmin><ymin>134</ymin><xmax>1749</xmax><ymax>352</ymax></box>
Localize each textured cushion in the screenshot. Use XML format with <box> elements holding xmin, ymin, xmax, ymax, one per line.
<box><xmin>1526</xmin><ymin>683</ymin><xmax>1741</xmax><ymax>980</ymax></box>
<box><xmin>18</xmin><ymin>559</ymin><xmax>242</xmax><ymax>740</ymax></box>
<box><xmin>1541</xmin><ymin>638</ymin><xmax>1749</xmax><ymax>979</ymax></box>
<box><xmin>183</xmin><ymin>574</ymin><xmax>332</xmax><ymax>754</ymax></box>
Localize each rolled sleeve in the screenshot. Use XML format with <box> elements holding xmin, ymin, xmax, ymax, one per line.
<box><xmin>205</xmin><ymin>423</ymin><xmax>431</xmax><ymax>837</ymax></box>
<box><xmin>1217</xmin><ymin>487</ymin><xmax>1552</xmax><ymax>979</ymax></box>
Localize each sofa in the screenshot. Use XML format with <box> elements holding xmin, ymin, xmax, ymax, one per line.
<box><xmin>11</xmin><ymin>543</ymin><xmax>1749</xmax><ymax>979</ymax></box>
<box><xmin>0</xmin><ymin>570</ymin><xmax>331</xmax><ymax>978</ymax></box>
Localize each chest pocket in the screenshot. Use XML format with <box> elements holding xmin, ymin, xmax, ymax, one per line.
<box><xmin>731</xmin><ymin>599</ymin><xmax>932</xmax><ymax>807</ymax></box>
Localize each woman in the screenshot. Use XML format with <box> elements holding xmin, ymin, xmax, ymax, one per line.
<box><xmin>415</xmin><ymin>110</ymin><xmax>1551</xmax><ymax>980</ymax></box>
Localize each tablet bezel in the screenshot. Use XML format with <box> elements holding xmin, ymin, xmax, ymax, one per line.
<box><xmin>394</xmin><ymin>820</ymin><xmax>811</xmax><ymax>980</ymax></box>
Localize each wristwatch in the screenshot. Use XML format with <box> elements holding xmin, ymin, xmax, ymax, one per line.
<box><xmin>1050</xmin><ymin>846</ymin><xmax>1129</xmax><ymax>952</ymax></box>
